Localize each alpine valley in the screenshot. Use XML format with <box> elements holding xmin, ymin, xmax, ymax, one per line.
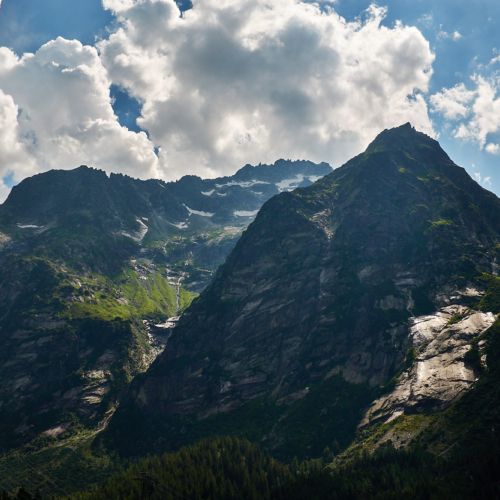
<box><xmin>2</xmin><ymin>124</ymin><xmax>500</xmax><ymax>499</ymax></box>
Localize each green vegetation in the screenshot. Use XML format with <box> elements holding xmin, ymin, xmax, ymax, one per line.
<box><xmin>0</xmin><ymin>440</ymin><xmax>124</xmax><ymax>499</ymax></box>
<box><xmin>77</xmin><ymin>438</ymin><xmax>294</xmax><ymax>500</ymax></box>
<box><xmin>179</xmin><ymin>286</ymin><xmax>198</xmax><ymax>314</ymax></box>
<box><xmin>447</xmin><ymin>311</ymin><xmax>469</xmax><ymax>325</ymax></box>
<box><xmin>410</xmin><ymin>287</ymin><xmax>435</xmax><ymax>316</ymax></box>
<box><xmin>103</xmin><ymin>374</ymin><xmax>374</xmax><ymax>462</ymax></box>
<box><xmin>477</xmin><ymin>274</ymin><xmax>500</xmax><ymax>313</ymax></box>
<box><xmin>424</xmin><ymin>219</ymin><xmax>454</xmax><ymax>235</ymax></box>
<box><xmin>274</xmin><ymin>437</ymin><xmax>500</xmax><ymax>500</ymax></box>
<box><xmin>64</xmin><ymin>269</ymin><xmax>177</xmax><ymax>322</ymax></box>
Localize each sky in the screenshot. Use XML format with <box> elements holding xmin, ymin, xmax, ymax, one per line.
<box><xmin>0</xmin><ymin>0</ymin><xmax>499</xmax><ymax>202</ymax></box>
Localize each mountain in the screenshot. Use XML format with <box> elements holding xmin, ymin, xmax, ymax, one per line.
<box><xmin>0</xmin><ymin>159</ymin><xmax>330</xmax><ymax>290</ymax></box>
<box><xmin>107</xmin><ymin>123</ymin><xmax>500</xmax><ymax>460</ymax></box>
<box><xmin>0</xmin><ymin>158</ymin><xmax>330</xmax><ymax>453</ymax></box>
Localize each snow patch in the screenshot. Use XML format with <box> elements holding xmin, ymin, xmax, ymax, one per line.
<box><xmin>17</xmin><ymin>223</ymin><xmax>42</xmax><ymax>229</ymax></box>
<box><xmin>308</xmin><ymin>175</ymin><xmax>322</xmax><ymax>183</ymax></box>
<box><xmin>120</xmin><ymin>219</ymin><xmax>148</xmax><ymax>242</ymax></box>
<box><xmin>135</xmin><ymin>219</ymin><xmax>148</xmax><ymax>240</ymax></box>
<box><xmin>252</xmin><ymin>191</ymin><xmax>262</xmax><ymax>195</ymax></box>
<box><xmin>183</xmin><ymin>204</ymin><xmax>214</xmax><ymax>217</ymax></box>
<box><xmin>201</xmin><ymin>190</ymin><xmax>215</xmax><ymax>196</ymax></box>
<box><xmin>275</xmin><ymin>174</ymin><xmax>323</xmax><ymax>192</ymax></box>
<box><xmin>168</xmin><ymin>221</ymin><xmax>188</xmax><ymax>229</ymax></box>
<box><xmin>217</xmin><ymin>193</ymin><xmax>227</xmax><ymax>197</ymax></box>
<box><xmin>275</xmin><ymin>174</ymin><xmax>304</xmax><ymax>191</ymax></box>
<box><xmin>234</xmin><ymin>210</ymin><xmax>259</xmax><ymax>217</ymax></box>
<box><xmin>215</xmin><ymin>180</ymin><xmax>270</xmax><ymax>188</ymax></box>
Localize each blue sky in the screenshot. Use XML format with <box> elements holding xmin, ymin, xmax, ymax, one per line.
<box><xmin>0</xmin><ymin>0</ymin><xmax>498</xmax><ymax>199</ymax></box>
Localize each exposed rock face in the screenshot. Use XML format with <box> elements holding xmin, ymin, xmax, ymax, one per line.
<box><xmin>361</xmin><ymin>303</ymin><xmax>496</xmax><ymax>426</ymax></box>
<box><xmin>113</xmin><ymin>124</ymin><xmax>500</xmax><ymax>456</ymax></box>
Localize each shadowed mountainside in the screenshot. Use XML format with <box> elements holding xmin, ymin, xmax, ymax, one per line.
<box><xmin>107</xmin><ymin>123</ymin><xmax>500</xmax><ymax>459</ymax></box>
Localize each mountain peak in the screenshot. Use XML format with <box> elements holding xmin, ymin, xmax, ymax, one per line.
<box><xmin>366</xmin><ymin>122</ymin><xmax>438</xmax><ymax>154</ymax></box>
<box><xmin>354</xmin><ymin>123</ymin><xmax>452</xmax><ymax>178</ymax></box>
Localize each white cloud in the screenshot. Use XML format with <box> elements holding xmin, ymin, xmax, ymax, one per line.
<box><xmin>0</xmin><ymin>37</ymin><xmax>160</xmax><ymax>201</ymax></box>
<box><xmin>430</xmin><ymin>82</ymin><xmax>474</xmax><ymax>120</ymax></box>
<box><xmin>98</xmin><ymin>0</ymin><xmax>435</xmax><ymax>180</ymax></box>
<box><xmin>473</xmin><ymin>172</ymin><xmax>492</xmax><ymax>187</ymax></box>
<box><xmin>0</xmin><ymin>88</ymin><xmax>35</xmax><ymax>170</ymax></box>
<box><xmin>437</xmin><ymin>30</ymin><xmax>462</xmax><ymax>42</ymax></box>
<box><xmin>0</xmin><ymin>88</ymin><xmax>36</xmax><ymax>201</ymax></box>
<box><xmin>486</xmin><ymin>143</ymin><xmax>500</xmax><ymax>155</ymax></box>
<box><xmin>0</xmin><ymin>0</ymin><xmax>436</xmax><ymax>199</ymax></box>
<box><xmin>431</xmin><ymin>75</ymin><xmax>500</xmax><ymax>150</ymax></box>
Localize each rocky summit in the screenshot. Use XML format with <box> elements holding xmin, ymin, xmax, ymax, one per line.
<box><xmin>109</xmin><ymin>123</ymin><xmax>500</xmax><ymax>459</ymax></box>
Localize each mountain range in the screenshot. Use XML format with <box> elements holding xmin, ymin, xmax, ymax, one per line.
<box><xmin>1</xmin><ymin>124</ymin><xmax>500</xmax><ymax>498</ymax></box>
<box><xmin>0</xmin><ymin>158</ymin><xmax>330</xmax><ymax>453</ymax></box>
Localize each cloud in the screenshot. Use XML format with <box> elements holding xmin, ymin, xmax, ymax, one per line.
<box><xmin>418</xmin><ymin>13</ymin><xmax>433</xmax><ymax>28</ymax></box>
<box><xmin>486</xmin><ymin>143</ymin><xmax>500</xmax><ymax>154</ymax></box>
<box><xmin>0</xmin><ymin>37</ymin><xmax>159</xmax><ymax>201</ymax></box>
<box><xmin>0</xmin><ymin>88</ymin><xmax>35</xmax><ymax>201</ymax></box>
<box><xmin>430</xmin><ymin>82</ymin><xmax>474</xmax><ymax>120</ymax></box>
<box><xmin>437</xmin><ymin>30</ymin><xmax>462</xmax><ymax>41</ymax></box>
<box><xmin>475</xmin><ymin>171</ymin><xmax>492</xmax><ymax>187</ymax></box>
<box><xmin>98</xmin><ymin>0</ymin><xmax>436</xmax><ymax>180</ymax></box>
<box><xmin>0</xmin><ymin>0</ymin><xmax>436</xmax><ymax>200</ymax></box>
<box><xmin>431</xmin><ymin>75</ymin><xmax>500</xmax><ymax>151</ymax></box>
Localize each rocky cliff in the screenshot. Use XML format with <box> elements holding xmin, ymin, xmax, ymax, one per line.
<box><xmin>109</xmin><ymin>123</ymin><xmax>500</xmax><ymax>459</ymax></box>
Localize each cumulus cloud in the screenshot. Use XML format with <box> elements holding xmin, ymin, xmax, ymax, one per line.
<box><xmin>0</xmin><ymin>0</ymin><xmax>436</xmax><ymax>201</ymax></box>
<box><xmin>98</xmin><ymin>0</ymin><xmax>435</xmax><ymax>179</ymax></box>
<box><xmin>431</xmin><ymin>75</ymin><xmax>500</xmax><ymax>153</ymax></box>
<box><xmin>0</xmin><ymin>88</ymin><xmax>35</xmax><ymax>201</ymax></box>
<box><xmin>0</xmin><ymin>37</ymin><xmax>159</xmax><ymax>201</ymax></box>
<box><xmin>430</xmin><ymin>82</ymin><xmax>474</xmax><ymax>120</ymax></box>
<box><xmin>486</xmin><ymin>143</ymin><xmax>500</xmax><ymax>154</ymax></box>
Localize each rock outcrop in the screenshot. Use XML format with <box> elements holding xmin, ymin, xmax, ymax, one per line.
<box><xmin>361</xmin><ymin>303</ymin><xmax>495</xmax><ymax>426</ymax></box>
